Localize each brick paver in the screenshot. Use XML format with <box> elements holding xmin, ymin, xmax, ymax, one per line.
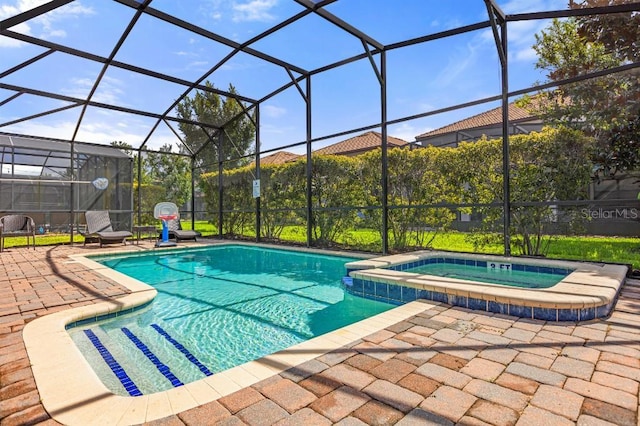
<box><xmin>236</xmin><ymin>399</ymin><xmax>289</xmax><ymax>426</ymax></box>
<box><xmin>560</xmin><ymin>345</ymin><xmax>601</xmax><ymax>364</ymax></box>
<box><xmin>517</xmin><ymin>406</ymin><xmax>575</xmax><ymax>425</ymax></box>
<box><xmin>467</xmin><ymin>399</ymin><xmax>518</xmax><ymax>426</ymax></box>
<box><xmin>580</xmin><ymin>398</ymin><xmax>637</xmax><ymax>426</ymax></box>
<box><xmin>2</xmin><ymin>243</ymin><xmax>640</xmax><ymax>425</ymax></box>
<box><xmin>463</xmin><ymin>379</ymin><xmax>529</xmax><ymax>411</ymax></box>
<box><xmin>550</xmin><ymin>356</ymin><xmax>595</xmax><ymax>380</ymax></box>
<box><xmin>178</xmin><ymin>401</ymin><xmax>231</xmax><ymax>425</ymax></box>
<box><xmin>590</xmin><ymin>371</ymin><xmax>639</xmax><ymax>395</ymax></box>
<box><xmin>414</xmin><ymin>361</ymin><xmax>472</xmax><ymax>389</ymax></box>
<box><xmin>361</xmin><ymin>380</ymin><xmax>423</xmax><ymax>413</ymax></box>
<box><xmin>459</xmin><ymin>357</ymin><xmax>505</xmax><ymax>381</ymax></box>
<box><xmin>318</xmin><ymin>364</ymin><xmax>376</xmax><ymax>390</ymax></box>
<box><xmin>505</xmin><ymin>361</ymin><xmax>567</xmax><ymax>386</ymax></box>
<box><xmin>273</xmin><ymin>407</ymin><xmax>331</xmax><ymax>426</ymax></box>
<box><xmin>564</xmin><ymin>378</ymin><xmax>638</xmax><ymax>411</ymax></box>
<box><xmin>254</xmin><ymin>377</ymin><xmax>316</xmax><ymax>413</ymax></box>
<box><xmin>596</xmin><ymin>359</ymin><xmax>640</xmax><ymax>381</ymax></box>
<box><xmin>218</xmin><ymin>387</ymin><xmax>264</xmax><ymax>414</ymax></box>
<box><xmin>419</xmin><ymin>385</ymin><xmax>477</xmax><ymax>422</ymax></box>
<box><xmin>368</xmin><ymin>358</ymin><xmax>416</xmax><ymax>383</ymax></box>
<box><xmin>309</xmin><ymin>386</ymin><xmax>371</xmax><ymax>423</ymax></box>
<box><xmin>530</xmin><ymin>384</ymin><xmax>584</xmax><ymax>421</ymax></box>
<box><xmin>351</xmin><ymin>400</ymin><xmax>404</xmax><ymax>425</ymax></box>
<box><xmin>396</xmin><ymin>373</ymin><xmax>438</xmax><ymax>397</ymax></box>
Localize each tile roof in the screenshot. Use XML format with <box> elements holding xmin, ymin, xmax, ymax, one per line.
<box><xmin>259</xmin><ymin>150</ymin><xmax>301</xmax><ymax>165</ymax></box>
<box><xmin>416</xmin><ymin>102</ymin><xmax>537</xmax><ymax>139</ymax></box>
<box><xmin>313</xmin><ymin>131</ymin><xmax>408</xmax><ymax>155</ymax></box>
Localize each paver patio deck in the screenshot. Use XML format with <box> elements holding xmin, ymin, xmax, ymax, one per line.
<box><xmin>1</xmin><ymin>241</ymin><xmax>639</xmax><ymax>425</ymax></box>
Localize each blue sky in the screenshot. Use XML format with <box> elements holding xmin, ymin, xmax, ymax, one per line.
<box><xmin>0</xmin><ymin>0</ymin><xmax>568</xmax><ymax>154</ymax></box>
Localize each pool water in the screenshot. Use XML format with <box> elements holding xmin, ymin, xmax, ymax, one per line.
<box><xmin>404</xmin><ymin>262</ymin><xmax>566</xmax><ymax>288</ymax></box>
<box><xmin>68</xmin><ymin>245</ymin><xmax>394</xmax><ymax>396</ymax></box>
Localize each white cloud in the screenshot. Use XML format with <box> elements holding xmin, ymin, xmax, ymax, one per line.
<box><xmin>498</xmin><ymin>0</ymin><xmax>566</xmax><ymax>15</ymax></box>
<box><xmin>232</xmin><ymin>0</ymin><xmax>277</xmax><ymax>23</ymax></box>
<box><xmin>4</xmin><ymin>114</ymin><xmax>180</xmax><ymax>150</ymax></box>
<box><xmin>3</xmin><ymin>119</ymin><xmax>75</xmax><ymax>141</ymax></box>
<box><xmin>388</xmin><ymin>122</ymin><xmax>421</xmax><ymax>143</ymax></box>
<box><xmin>60</xmin><ymin>77</ymin><xmax>93</xmax><ymax>98</ymax></box>
<box><xmin>261</xmin><ymin>104</ymin><xmax>286</xmax><ymax>118</ymax></box>
<box><xmin>514</xmin><ymin>46</ymin><xmax>538</xmax><ymax>62</ymax></box>
<box><xmin>478</xmin><ymin>12</ymin><xmax>560</xmax><ymax>64</ymax></box>
<box><xmin>0</xmin><ymin>32</ymin><xmax>25</xmax><ymax>47</ymax></box>
<box><xmin>0</xmin><ymin>0</ymin><xmax>93</xmax><ymax>45</ymax></box>
<box><xmin>45</xmin><ymin>28</ymin><xmax>66</xmax><ymax>38</ymax></box>
<box><xmin>187</xmin><ymin>60</ymin><xmax>209</xmax><ymax>69</ymax></box>
<box><xmin>60</xmin><ymin>75</ymin><xmax>126</xmax><ymax>105</ymax></box>
<box><xmin>34</xmin><ymin>2</ymin><xmax>94</xmax><ymax>31</ymax></box>
<box><xmin>433</xmin><ymin>38</ymin><xmax>483</xmax><ymax>87</ymax></box>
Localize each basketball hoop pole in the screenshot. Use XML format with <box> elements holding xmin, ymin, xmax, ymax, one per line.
<box><xmin>157</xmin><ymin>214</ymin><xmax>177</xmax><ymax>247</ymax></box>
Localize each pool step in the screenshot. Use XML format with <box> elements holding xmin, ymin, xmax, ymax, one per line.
<box><xmin>121</xmin><ymin>327</ymin><xmax>184</xmax><ymax>388</ymax></box>
<box><xmin>83</xmin><ymin>329</ymin><xmax>143</xmax><ymax>397</ymax></box>
<box><xmin>151</xmin><ymin>324</ymin><xmax>213</xmax><ymax>377</ymax></box>
<box><xmin>79</xmin><ymin>323</ymin><xmax>214</xmax><ymax>396</ymax></box>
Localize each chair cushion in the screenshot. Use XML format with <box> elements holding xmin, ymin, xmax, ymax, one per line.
<box><xmin>97</xmin><ymin>231</ymin><xmax>132</xmax><ymax>240</ymax></box>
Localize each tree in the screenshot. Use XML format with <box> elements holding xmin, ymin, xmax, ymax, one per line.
<box><xmin>175</xmin><ymin>81</ymin><xmax>256</xmax><ymax>173</ymax></box>
<box><xmin>571</xmin><ymin>0</ymin><xmax>640</xmax><ymax>63</ymax></box>
<box><xmin>524</xmin><ymin>12</ymin><xmax>639</xmax><ymax>178</ymax></box>
<box><xmin>308</xmin><ymin>155</ymin><xmax>363</xmax><ymax>245</ymax></box>
<box><xmin>360</xmin><ymin>147</ymin><xmax>459</xmax><ymax>251</ymax></box>
<box><xmin>461</xmin><ymin>127</ymin><xmax>594</xmax><ymax>256</ymax></box>
<box><xmin>110</xmin><ymin>141</ymin><xmax>147</xmax><ymax>185</ymax></box>
<box><xmin>145</xmin><ymin>144</ymin><xmax>192</xmax><ymax>208</ymax></box>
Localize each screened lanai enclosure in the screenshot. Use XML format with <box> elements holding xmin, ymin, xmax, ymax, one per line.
<box><xmin>1</xmin><ymin>1</ymin><xmax>639</xmax><ymax>258</ymax></box>
<box><xmin>0</xmin><ymin>133</ymin><xmax>132</xmax><ymax>232</ymax></box>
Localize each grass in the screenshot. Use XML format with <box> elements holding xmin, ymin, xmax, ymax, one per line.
<box><xmin>4</xmin><ymin>222</ymin><xmax>638</xmax><ymax>270</ymax></box>
<box><xmin>2</xmin><ymin>233</ymin><xmax>85</xmax><ymax>249</ymax></box>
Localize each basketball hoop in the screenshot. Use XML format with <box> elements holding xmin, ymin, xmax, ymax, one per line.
<box><xmin>153</xmin><ymin>202</ymin><xmax>179</xmax><ymax>247</ymax></box>
<box><xmin>157</xmin><ymin>214</ymin><xmax>177</xmax><ymax>222</ymax></box>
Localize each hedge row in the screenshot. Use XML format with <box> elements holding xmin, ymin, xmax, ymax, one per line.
<box><xmin>200</xmin><ymin>126</ymin><xmax>593</xmax><ymax>255</ymax></box>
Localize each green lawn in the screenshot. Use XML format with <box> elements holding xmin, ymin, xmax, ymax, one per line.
<box><xmin>4</xmin><ymin>222</ymin><xmax>638</xmax><ymax>270</ymax></box>
<box><xmin>183</xmin><ymin>223</ymin><xmax>640</xmax><ymax>269</ymax></box>
<box><xmin>3</xmin><ymin>233</ymin><xmax>86</xmax><ymax>248</ymax></box>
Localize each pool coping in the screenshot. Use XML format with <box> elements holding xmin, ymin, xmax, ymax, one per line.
<box><xmin>345</xmin><ymin>250</ymin><xmax>628</xmax><ymax>320</ymax></box>
<box><xmin>23</xmin><ymin>243</ymin><xmax>434</xmax><ymax>425</ymax></box>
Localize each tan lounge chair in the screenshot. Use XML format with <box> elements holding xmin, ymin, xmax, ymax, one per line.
<box><xmin>83</xmin><ymin>211</ymin><xmax>132</xmax><ymax>247</ymax></box>
<box><xmin>164</xmin><ymin>217</ymin><xmax>200</xmax><ymax>242</ymax></box>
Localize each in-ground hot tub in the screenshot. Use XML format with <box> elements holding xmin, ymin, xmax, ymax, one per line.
<box><xmin>344</xmin><ymin>250</ymin><xmax>628</xmax><ymax>322</ymax></box>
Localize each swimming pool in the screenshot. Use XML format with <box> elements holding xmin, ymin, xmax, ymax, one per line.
<box><xmin>66</xmin><ymin>245</ymin><xmax>394</xmax><ymax>396</ymax></box>
<box><xmin>345</xmin><ymin>250</ymin><xmax>628</xmax><ymax>321</ymax></box>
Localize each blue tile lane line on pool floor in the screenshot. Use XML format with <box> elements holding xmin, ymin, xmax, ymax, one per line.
<box><xmin>83</xmin><ymin>329</ymin><xmax>143</xmax><ymax>397</ymax></box>
<box><xmin>150</xmin><ymin>323</ymin><xmax>213</xmax><ymax>377</ymax></box>
<box><xmin>121</xmin><ymin>327</ymin><xmax>184</xmax><ymax>388</ymax></box>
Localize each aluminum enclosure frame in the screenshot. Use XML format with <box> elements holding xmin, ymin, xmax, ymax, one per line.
<box><xmin>1</xmin><ymin>1</ymin><xmax>639</xmax><ymax>253</ymax></box>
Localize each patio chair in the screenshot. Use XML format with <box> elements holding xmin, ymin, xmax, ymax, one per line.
<box><xmin>165</xmin><ymin>217</ymin><xmax>200</xmax><ymax>242</ymax></box>
<box><xmin>83</xmin><ymin>210</ymin><xmax>132</xmax><ymax>247</ymax></box>
<box><xmin>0</xmin><ymin>214</ymin><xmax>36</xmax><ymax>252</ymax></box>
